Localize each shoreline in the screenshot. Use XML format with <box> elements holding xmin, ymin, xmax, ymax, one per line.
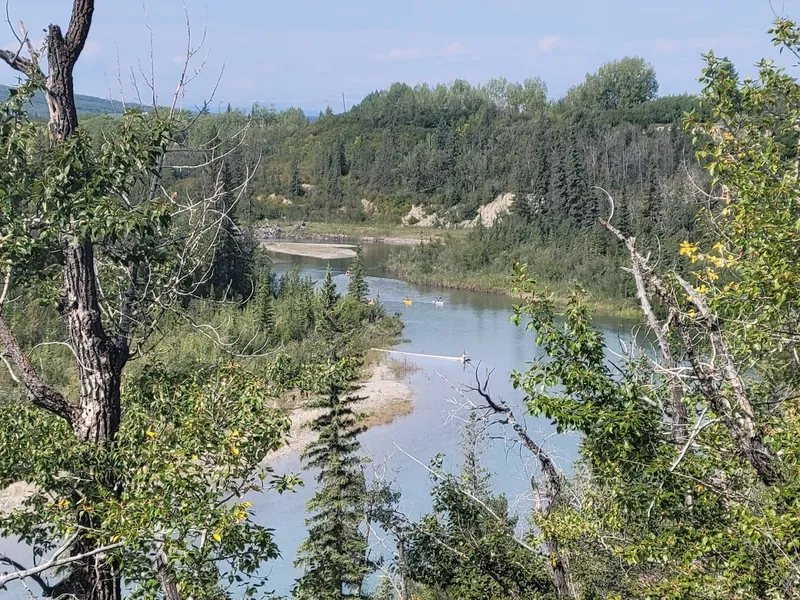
<box><xmin>0</xmin><ymin>361</ymin><xmax>416</xmax><ymax>516</ymax></box>
<box><xmin>268</xmin><ymin>359</ymin><xmax>415</xmax><ymax>462</ymax></box>
<box><xmin>257</xmin><ymin>225</ymin><xmax>639</xmax><ymax>318</ymax></box>
<box><xmin>262</xmin><ymin>241</ymin><xmax>358</xmax><ymax>260</ymax></box>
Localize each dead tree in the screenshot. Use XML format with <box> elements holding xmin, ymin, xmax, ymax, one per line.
<box><xmin>466</xmin><ymin>367</ymin><xmax>575</xmax><ymax>600</ymax></box>
<box><xmin>597</xmin><ymin>190</ymin><xmax>781</xmax><ymax>486</ymax></box>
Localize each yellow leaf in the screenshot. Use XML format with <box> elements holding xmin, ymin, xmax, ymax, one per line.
<box><xmin>146</xmin><ymin>430</ymin><xmax>155</xmax><ymax>438</ymax></box>
<box><xmin>212</xmin><ymin>532</ymin><xmax>222</xmax><ymax>543</ymax></box>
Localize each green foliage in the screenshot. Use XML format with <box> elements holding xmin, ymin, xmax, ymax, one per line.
<box><xmin>405</xmin><ymin>415</ymin><xmax>554</xmax><ymax>600</ymax></box>
<box><xmin>0</xmin><ymin>363</ymin><xmax>298</xmax><ymax>599</ymax></box>
<box><xmin>492</xmin><ymin>19</ymin><xmax>800</xmax><ymax>599</ymax></box>
<box><xmin>256</xmin><ymin>263</ymin><xmax>276</xmax><ymax>336</ymax></box>
<box><xmin>294</xmin><ymin>358</ymin><xmax>371</xmax><ymax>600</ymax></box>
<box><xmin>316</xmin><ymin>265</ymin><xmax>341</xmax><ymax>338</ymax></box>
<box><xmin>346</xmin><ymin>247</ymin><xmax>369</xmax><ymax>302</ymax></box>
<box><xmin>0</xmin><ymin>84</ymin><xmax>172</xmax><ymax>284</ymax></box>
<box><xmin>565</xmin><ymin>57</ymin><xmax>659</xmax><ymax>111</ymax></box>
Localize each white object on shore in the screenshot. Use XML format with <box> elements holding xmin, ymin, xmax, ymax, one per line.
<box><xmin>372</xmin><ymin>348</ymin><xmax>469</xmax><ymax>364</ymax></box>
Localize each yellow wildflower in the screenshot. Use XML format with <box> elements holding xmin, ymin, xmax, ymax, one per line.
<box><xmin>679</xmin><ymin>241</ymin><xmax>700</xmax><ymax>257</ymax></box>
<box><xmin>232</xmin><ymin>447</ymin><xmax>240</xmax><ymax>456</ymax></box>
<box><xmin>146</xmin><ymin>430</ymin><xmax>156</xmax><ymax>438</ymax></box>
<box><xmin>712</xmin><ymin>242</ymin><xmax>724</xmax><ymax>253</ymax></box>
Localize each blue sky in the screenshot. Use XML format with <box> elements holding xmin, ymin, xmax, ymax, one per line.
<box><xmin>2</xmin><ymin>0</ymin><xmax>799</xmax><ymax>112</ymax></box>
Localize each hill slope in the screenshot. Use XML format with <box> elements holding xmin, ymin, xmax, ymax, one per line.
<box><xmin>0</xmin><ymin>84</ymin><xmax>133</xmax><ymax>117</ymax></box>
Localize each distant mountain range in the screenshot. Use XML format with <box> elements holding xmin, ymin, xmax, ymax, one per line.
<box><xmin>0</xmin><ymin>84</ymin><xmax>135</xmax><ymax>117</ymax></box>
<box><xmin>0</xmin><ymin>84</ymin><xmax>322</xmax><ymax>120</ymax></box>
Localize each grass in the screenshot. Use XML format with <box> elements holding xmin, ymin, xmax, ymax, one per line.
<box><xmin>361</xmin><ymin>398</ymin><xmax>415</xmax><ymax>429</ymax></box>
<box><xmin>297</xmin><ymin>221</ymin><xmax>465</xmax><ymax>243</ymax></box>
<box><xmin>386</xmin><ymin>358</ymin><xmax>421</xmax><ymax>380</ymax></box>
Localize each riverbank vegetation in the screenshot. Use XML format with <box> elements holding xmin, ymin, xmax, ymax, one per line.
<box><xmin>2</xmin><ymin>1</ymin><xmax>800</xmax><ymax>599</ymax></box>
<box><xmin>77</xmin><ymin>54</ymin><xmax>701</xmax><ymax>306</ymax></box>
<box><xmin>0</xmin><ymin>5</ymin><xmax>400</xmax><ymax>597</ymax></box>
<box><xmin>360</xmin><ymin>19</ymin><xmax>800</xmax><ymax>600</ymax></box>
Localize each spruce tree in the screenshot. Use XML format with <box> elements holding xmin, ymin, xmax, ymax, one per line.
<box><xmin>347</xmin><ymin>247</ymin><xmax>369</xmax><ymax>302</ymax></box>
<box><xmin>638</xmin><ymin>170</ymin><xmax>661</xmax><ymax>241</ymax></box>
<box><xmin>548</xmin><ymin>135</ymin><xmax>568</xmax><ymax>229</ymax></box>
<box><xmin>209</xmin><ymin>161</ymin><xmax>255</xmax><ymax>300</ymax></box>
<box><xmin>294</xmin><ymin>362</ymin><xmax>370</xmax><ymax>600</ymax></box>
<box><xmin>564</xmin><ymin>129</ymin><xmax>591</xmax><ymax>228</ymax></box>
<box><xmin>256</xmin><ymin>264</ymin><xmax>276</xmax><ymax>336</ymax></box>
<box><xmin>317</xmin><ymin>265</ymin><xmax>340</xmax><ymax>338</ymax></box>
<box><xmin>290</xmin><ymin>162</ymin><xmax>303</xmax><ymax>197</ymax></box>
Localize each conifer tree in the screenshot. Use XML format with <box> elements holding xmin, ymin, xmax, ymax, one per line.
<box><xmin>564</xmin><ymin>129</ymin><xmax>591</xmax><ymax>228</ymax></box>
<box><xmin>294</xmin><ymin>360</ymin><xmax>371</xmax><ymax>600</ymax></box>
<box><xmin>548</xmin><ymin>135</ymin><xmax>568</xmax><ymax>227</ymax></box>
<box><xmin>347</xmin><ymin>247</ymin><xmax>369</xmax><ymax>302</ymax></box>
<box><xmin>209</xmin><ymin>161</ymin><xmax>255</xmax><ymax>300</ymax></box>
<box><xmin>256</xmin><ymin>264</ymin><xmax>276</xmax><ymax>336</ymax></box>
<box><xmin>638</xmin><ymin>170</ymin><xmax>661</xmax><ymax>241</ymax></box>
<box><xmin>317</xmin><ymin>265</ymin><xmax>341</xmax><ymax>337</ymax></box>
<box><xmin>290</xmin><ymin>162</ymin><xmax>303</xmax><ymax>198</ymax></box>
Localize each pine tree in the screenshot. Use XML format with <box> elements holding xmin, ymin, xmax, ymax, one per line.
<box><xmin>316</xmin><ymin>265</ymin><xmax>340</xmax><ymax>338</ymax></box>
<box><xmin>548</xmin><ymin>135</ymin><xmax>568</xmax><ymax>229</ymax></box>
<box><xmin>290</xmin><ymin>162</ymin><xmax>303</xmax><ymax>197</ymax></box>
<box><xmin>256</xmin><ymin>264</ymin><xmax>275</xmax><ymax>336</ymax></box>
<box><xmin>347</xmin><ymin>247</ymin><xmax>369</xmax><ymax>302</ymax></box>
<box><xmin>294</xmin><ymin>363</ymin><xmax>370</xmax><ymax>600</ymax></box>
<box><xmin>209</xmin><ymin>161</ymin><xmax>255</xmax><ymax>300</ymax></box>
<box><xmin>564</xmin><ymin>129</ymin><xmax>591</xmax><ymax>228</ymax></box>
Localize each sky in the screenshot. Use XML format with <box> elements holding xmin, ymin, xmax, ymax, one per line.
<box><xmin>2</xmin><ymin>0</ymin><xmax>800</xmax><ymax>112</ymax></box>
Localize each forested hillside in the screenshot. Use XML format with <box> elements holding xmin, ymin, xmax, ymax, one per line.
<box><xmin>79</xmin><ymin>57</ymin><xmax>703</xmax><ymax>305</ymax></box>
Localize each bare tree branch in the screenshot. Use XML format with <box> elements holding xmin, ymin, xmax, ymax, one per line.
<box><xmin>0</xmin><ymin>534</ymin><xmax>122</xmax><ymax>590</ymax></box>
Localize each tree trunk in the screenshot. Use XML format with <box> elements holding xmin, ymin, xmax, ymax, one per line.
<box><xmin>62</xmin><ymin>242</ymin><xmax>123</xmax><ymax>443</ymax></box>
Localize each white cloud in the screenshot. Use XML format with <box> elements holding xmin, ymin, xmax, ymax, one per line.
<box><xmin>375</xmin><ymin>47</ymin><xmax>424</xmax><ymax>62</ymax></box>
<box><xmin>537</xmin><ymin>35</ymin><xmax>561</xmax><ymax>52</ymax></box>
<box><xmin>442</xmin><ymin>42</ymin><xmax>469</xmax><ymax>57</ymax></box>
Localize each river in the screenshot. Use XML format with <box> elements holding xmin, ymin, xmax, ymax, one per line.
<box><xmin>1</xmin><ymin>242</ymin><xmax>637</xmax><ymax>599</ymax></box>
<box><xmin>257</xmin><ymin>242</ymin><xmax>636</xmax><ymax>596</ymax></box>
